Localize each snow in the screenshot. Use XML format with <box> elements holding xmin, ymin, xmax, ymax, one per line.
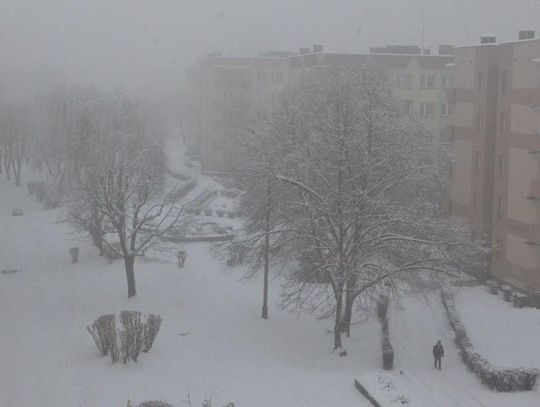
<box><xmin>0</xmin><ymin>170</ymin><xmax>378</xmax><ymax>407</ymax></box>
<box><xmin>455</xmin><ymin>286</ymin><xmax>540</xmax><ymax>368</ymax></box>
<box><xmin>371</xmin><ymin>291</ymin><xmax>540</xmax><ymax>406</ymax></box>
<box><xmin>1</xmin><ymin>141</ymin><xmax>539</xmax><ymax>406</ymax></box>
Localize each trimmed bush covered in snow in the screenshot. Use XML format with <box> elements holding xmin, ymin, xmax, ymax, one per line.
<box><xmin>11</xmin><ymin>207</ymin><xmax>24</xmax><ymax>216</ymax></box>
<box><xmin>501</xmin><ymin>285</ymin><xmax>512</xmax><ymax>302</ymax></box>
<box><xmin>440</xmin><ymin>287</ymin><xmax>538</xmax><ymax>391</ymax></box>
<box><xmin>512</xmin><ymin>292</ymin><xmax>527</xmax><ymax>308</ymax></box>
<box><xmin>127</xmin><ymin>400</ymin><xmax>235</xmax><ymax>407</ymax></box>
<box><xmin>87</xmin><ymin>311</ymin><xmax>162</xmax><ymax>364</ymax></box>
<box><xmin>377</xmin><ymin>295</ymin><xmax>394</xmax><ymax>371</ymax></box>
<box><xmin>127</xmin><ymin>401</ymin><xmax>173</xmax><ymax>407</ymax></box>
<box><xmin>486</xmin><ymin>280</ymin><xmax>498</xmax><ymax>295</ymax></box>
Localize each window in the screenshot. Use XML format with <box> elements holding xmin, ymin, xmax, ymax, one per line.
<box><xmin>419</xmin><ymin>102</ymin><xmax>435</xmax><ymax>116</ymax></box>
<box><xmin>440</xmin><ymin>74</ymin><xmax>453</xmax><ymax>88</ymax></box>
<box><xmin>499</xmin><ymin>112</ymin><xmax>507</xmax><ymax>136</ymax></box>
<box><xmin>497</xmin><ymin>196</ymin><xmax>504</xmax><ymax>219</ymax></box>
<box><xmin>420</xmin><ymin>74</ymin><xmax>436</xmax><ymax>89</ymax></box>
<box><xmin>272</xmin><ymin>72</ymin><xmax>284</xmax><ymax>83</ymax></box>
<box><xmin>475</xmin><ymin>111</ymin><xmax>483</xmax><ymax>133</ymax></box>
<box><xmin>474</xmin><ymin>151</ymin><xmax>480</xmax><ymax>171</ymax></box>
<box><xmin>495</xmin><ymin>238</ymin><xmax>503</xmax><ymax>260</ymax></box>
<box><xmin>477</xmin><ymin>71</ymin><xmax>484</xmax><ymax>91</ymax></box>
<box><xmin>498</xmin><ymin>155</ymin><xmax>504</xmax><ymax>179</ymax></box>
<box><xmin>440</xmin><ymin>103</ymin><xmax>453</xmax><ymax>116</ymax></box>
<box><xmin>401</xmin><ymin>100</ymin><xmax>413</xmax><ymax>115</ymax></box>
<box><xmin>501</xmin><ymin>70</ymin><xmax>509</xmax><ymax>94</ymax></box>
<box><xmin>396</xmin><ymin>74</ymin><xmax>413</xmax><ymax>89</ymax></box>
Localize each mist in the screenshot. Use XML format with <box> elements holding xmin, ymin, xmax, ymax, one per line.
<box><xmin>2</xmin><ymin>0</ymin><xmax>540</xmax><ymax>100</ymax></box>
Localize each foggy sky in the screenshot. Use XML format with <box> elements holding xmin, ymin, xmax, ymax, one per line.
<box><xmin>1</xmin><ymin>0</ymin><xmax>540</xmax><ymax>100</ymax></box>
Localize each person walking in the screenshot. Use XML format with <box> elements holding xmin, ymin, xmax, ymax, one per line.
<box><xmin>433</xmin><ymin>340</ymin><xmax>444</xmax><ymax>370</ymax></box>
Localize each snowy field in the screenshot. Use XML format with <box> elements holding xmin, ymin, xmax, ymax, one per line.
<box><xmin>1</xmin><ymin>156</ymin><xmax>539</xmax><ymax>406</ymax></box>
<box><xmin>0</xmin><ymin>172</ymin><xmax>379</xmax><ymax>407</ymax></box>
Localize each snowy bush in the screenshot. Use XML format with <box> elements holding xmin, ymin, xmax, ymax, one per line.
<box><xmin>215</xmin><ymin>209</ymin><xmax>225</xmax><ymax>217</ymax></box>
<box><xmin>127</xmin><ymin>400</ymin><xmax>235</xmax><ymax>407</ymax></box>
<box><xmin>512</xmin><ymin>292</ymin><xmax>527</xmax><ymax>308</ymax></box>
<box><xmin>127</xmin><ymin>401</ymin><xmax>173</xmax><ymax>407</ymax></box>
<box><xmin>87</xmin><ymin>311</ymin><xmax>162</xmax><ymax>364</ymax></box>
<box><xmin>378</xmin><ymin>295</ymin><xmax>394</xmax><ymax>371</ymax></box>
<box><xmin>486</xmin><ymin>280</ymin><xmax>498</xmax><ymax>295</ymax></box>
<box><xmin>501</xmin><ymin>285</ymin><xmax>512</xmax><ymax>302</ymax></box>
<box><xmin>11</xmin><ymin>207</ymin><xmax>24</xmax><ymax>216</ymax></box>
<box><xmin>204</xmin><ymin>208</ymin><xmax>213</xmax><ymax>216</ymax></box>
<box><xmin>440</xmin><ymin>287</ymin><xmax>538</xmax><ymax>391</ymax></box>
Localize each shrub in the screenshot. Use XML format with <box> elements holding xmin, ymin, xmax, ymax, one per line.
<box><xmin>11</xmin><ymin>207</ymin><xmax>24</xmax><ymax>216</ymax></box>
<box><xmin>128</xmin><ymin>401</ymin><xmax>173</xmax><ymax>407</ymax></box>
<box><xmin>87</xmin><ymin>314</ymin><xmax>118</xmax><ymax>361</ymax></box>
<box><xmin>88</xmin><ymin>311</ymin><xmax>162</xmax><ymax>364</ymax></box>
<box><xmin>512</xmin><ymin>292</ymin><xmax>527</xmax><ymax>308</ymax></box>
<box><xmin>440</xmin><ymin>287</ymin><xmax>538</xmax><ymax>391</ymax></box>
<box><xmin>127</xmin><ymin>400</ymin><xmax>235</xmax><ymax>407</ymax></box>
<box><xmin>486</xmin><ymin>280</ymin><xmax>498</xmax><ymax>295</ymax></box>
<box><xmin>215</xmin><ymin>209</ymin><xmax>225</xmax><ymax>217</ymax></box>
<box><xmin>204</xmin><ymin>208</ymin><xmax>213</xmax><ymax>216</ymax></box>
<box><xmin>501</xmin><ymin>285</ymin><xmax>512</xmax><ymax>302</ymax></box>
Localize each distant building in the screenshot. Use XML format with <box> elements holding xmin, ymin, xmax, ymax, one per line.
<box><xmin>184</xmin><ymin>44</ymin><xmax>454</xmax><ymax>172</ymax></box>
<box><xmin>449</xmin><ymin>31</ymin><xmax>540</xmax><ymax>298</ymax></box>
<box><xmin>183</xmin><ymin>53</ymin><xmax>289</xmax><ymax>171</ymax></box>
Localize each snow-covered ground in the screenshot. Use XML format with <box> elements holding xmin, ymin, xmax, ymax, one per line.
<box><xmin>0</xmin><ymin>170</ymin><xmax>379</xmax><ymax>407</ymax></box>
<box><xmin>455</xmin><ymin>286</ymin><xmax>540</xmax><ymax>369</ymax></box>
<box><xmin>1</xmin><ymin>143</ymin><xmax>539</xmax><ymax>406</ymax></box>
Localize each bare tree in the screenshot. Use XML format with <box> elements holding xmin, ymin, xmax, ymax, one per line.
<box><xmin>237</xmin><ymin>65</ymin><xmax>484</xmax><ymax>351</ymax></box>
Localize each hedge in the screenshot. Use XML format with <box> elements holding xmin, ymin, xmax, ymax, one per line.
<box><xmin>440</xmin><ymin>287</ymin><xmax>538</xmax><ymax>391</ymax></box>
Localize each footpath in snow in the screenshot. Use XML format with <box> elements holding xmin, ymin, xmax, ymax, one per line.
<box><xmin>358</xmin><ymin>291</ymin><xmax>539</xmax><ymax>406</ymax></box>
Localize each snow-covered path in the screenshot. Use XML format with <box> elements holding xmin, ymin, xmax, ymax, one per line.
<box><xmin>389</xmin><ymin>292</ymin><xmax>540</xmax><ymax>406</ymax></box>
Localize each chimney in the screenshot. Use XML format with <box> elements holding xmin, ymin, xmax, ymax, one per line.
<box><xmin>480</xmin><ymin>36</ymin><xmax>496</xmax><ymax>44</ymax></box>
<box><xmin>313</xmin><ymin>44</ymin><xmax>324</xmax><ymax>53</ymax></box>
<box><xmin>519</xmin><ymin>30</ymin><xmax>535</xmax><ymax>40</ymax></box>
<box><xmin>299</xmin><ymin>47</ymin><xmax>310</xmax><ymax>55</ymax></box>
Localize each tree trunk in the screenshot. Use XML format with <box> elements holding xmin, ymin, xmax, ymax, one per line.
<box><xmin>14</xmin><ymin>164</ymin><xmax>21</xmax><ymax>186</ymax></box>
<box><xmin>262</xmin><ymin>231</ymin><xmax>269</xmax><ymax>319</ymax></box>
<box><xmin>261</xmin><ymin>176</ymin><xmax>271</xmax><ymax>319</ymax></box>
<box><xmin>341</xmin><ymin>294</ymin><xmax>354</xmax><ymax>337</ymax></box>
<box><xmin>16</xmin><ymin>157</ymin><xmax>22</xmax><ymax>186</ymax></box>
<box><xmin>334</xmin><ymin>285</ymin><xmax>344</xmax><ymax>350</ymax></box>
<box><xmin>124</xmin><ymin>254</ymin><xmax>137</xmax><ymax>298</ymax></box>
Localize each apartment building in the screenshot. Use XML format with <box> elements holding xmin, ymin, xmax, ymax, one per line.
<box><xmin>185</xmin><ymin>45</ymin><xmax>454</xmax><ymax>172</ymax></box>
<box><xmin>288</xmin><ymin>48</ymin><xmax>454</xmax><ymax>140</ymax></box>
<box><xmin>184</xmin><ymin>52</ymin><xmax>290</xmax><ymax>171</ymax></box>
<box><xmin>449</xmin><ymin>31</ymin><xmax>540</xmax><ymax>298</ymax></box>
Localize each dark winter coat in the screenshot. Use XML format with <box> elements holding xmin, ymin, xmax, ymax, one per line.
<box><xmin>433</xmin><ymin>343</ymin><xmax>444</xmax><ymax>358</ymax></box>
